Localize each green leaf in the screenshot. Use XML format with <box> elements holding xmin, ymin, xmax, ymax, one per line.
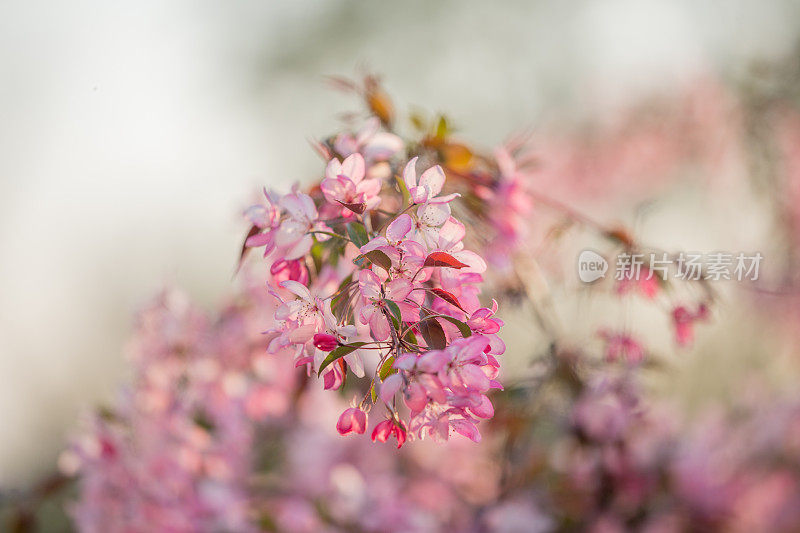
<box><xmin>317</xmin><ymin>342</ymin><xmax>367</xmax><ymax>376</ymax></box>
<box><xmin>384</xmin><ymin>300</ymin><xmax>403</xmax><ymax>328</ymax></box>
<box><xmin>439</xmin><ymin>315</ymin><xmax>472</xmax><ymax>338</ymax></box>
<box><xmin>379</xmin><ymin>355</ymin><xmax>396</xmax><ymax>380</ymax></box>
<box><xmin>358</xmin><ymin>249</ymin><xmax>393</xmax><ymax>274</ymax></box>
<box><xmin>310</xmin><ymin>241</ymin><xmax>324</xmax><ymax>273</ymax></box>
<box><xmin>346</xmin><ymin>222</ymin><xmax>369</xmax><ymax>248</ymax></box>
<box><xmin>396</xmin><ymin>174</ymin><xmax>411</xmax><ymax>207</ymax></box>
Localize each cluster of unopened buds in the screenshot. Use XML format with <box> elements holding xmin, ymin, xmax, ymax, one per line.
<box><xmin>244</xmin><ymin>135</ymin><xmax>505</xmax><ymax>446</ymax></box>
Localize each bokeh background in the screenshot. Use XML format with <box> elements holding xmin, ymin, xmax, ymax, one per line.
<box><xmin>2</xmin><ymin>0</ymin><xmax>800</xmax><ymax>489</ymax></box>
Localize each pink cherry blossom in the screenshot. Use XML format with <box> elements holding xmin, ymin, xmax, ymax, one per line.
<box><xmin>402</xmin><ymin>157</ymin><xmax>460</xmax><ymax>204</ymax></box>
<box><xmin>357</xmin><ymin>270</ymin><xmax>412</xmax><ymax>341</ymax></box>
<box><xmin>320</xmin><ymin>153</ymin><xmax>382</xmax><ymax>215</ymax></box>
<box><xmin>272</xmin><ymin>192</ymin><xmax>330</xmax><ymax>260</ymax></box>
<box><xmin>413</xmin><ymin>202</ymin><xmax>452</xmax><ymax>248</ymax></box>
<box><xmin>360</xmin><ymin>213</ymin><xmax>413</xmax><ymax>253</ymax></box>
<box><xmin>236</xmin><ymin>83</ymin><xmax>505</xmax><ymax>449</ymax></box>
<box><xmin>467</xmin><ymin>301</ymin><xmax>503</xmax><ymax>335</ymax></box>
<box><xmin>244</xmin><ymin>188</ymin><xmax>282</xmax><ymax>256</ymax></box>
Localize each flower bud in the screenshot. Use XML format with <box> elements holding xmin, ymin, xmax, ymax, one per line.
<box><xmin>313</xmin><ymin>333</ymin><xmax>339</xmax><ymax>352</ymax></box>
<box><xmin>336</xmin><ymin>407</ymin><xmax>367</xmax><ymax>435</ymax></box>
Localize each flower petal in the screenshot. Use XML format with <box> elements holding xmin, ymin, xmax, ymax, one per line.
<box><xmin>418</xmin><ymin>165</ymin><xmax>445</xmax><ymax>197</ymax></box>
<box><xmin>386</xmin><ymin>214</ymin><xmax>413</xmax><ymax>243</ymax></box>
<box><xmin>379</xmin><ymin>373</ymin><xmax>403</xmax><ymax>403</ymax></box>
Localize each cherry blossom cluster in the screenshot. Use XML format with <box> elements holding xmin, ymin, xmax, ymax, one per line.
<box><xmin>244</xmin><ymin>139</ymin><xmax>504</xmax><ymax>446</ymax></box>
<box><xmin>42</xmin><ymin>73</ymin><xmax>800</xmax><ymax>532</ymax></box>
<box><xmin>60</xmin><ymin>292</ymin><xmax>258</xmax><ymax>532</ymax></box>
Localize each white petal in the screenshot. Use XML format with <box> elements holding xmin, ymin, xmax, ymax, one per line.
<box><xmin>418</xmin><ymin>165</ymin><xmax>445</xmax><ymax>197</ymax></box>
<box><xmin>402</xmin><ymin>156</ymin><xmax>419</xmax><ymax>188</ymax></box>
<box><xmin>279</xmin><ymin>280</ymin><xmax>312</xmax><ymax>301</ymax></box>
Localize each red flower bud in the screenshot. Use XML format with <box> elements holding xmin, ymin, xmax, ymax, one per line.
<box><xmin>313</xmin><ymin>333</ymin><xmax>339</xmax><ymax>352</ymax></box>
<box><xmin>336</xmin><ymin>407</ymin><xmax>367</xmax><ymax>435</ymax></box>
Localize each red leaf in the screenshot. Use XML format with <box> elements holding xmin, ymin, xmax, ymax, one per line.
<box><xmin>423</xmin><ymin>252</ymin><xmax>469</xmax><ymax>269</ymax></box>
<box><xmin>337</xmin><ymin>200</ymin><xmax>367</xmax><ymax>215</ymax></box>
<box><xmin>419</xmin><ymin>316</ymin><xmax>447</xmax><ymax>350</ymax></box>
<box><xmin>429</xmin><ymin>288</ymin><xmax>466</xmax><ymax>312</ymax></box>
<box><xmin>237</xmin><ymin>224</ymin><xmax>260</xmax><ymax>271</ymax></box>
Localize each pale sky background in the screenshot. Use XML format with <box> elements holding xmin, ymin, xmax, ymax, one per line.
<box><xmin>1</xmin><ymin>0</ymin><xmax>799</xmax><ymax>486</ymax></box>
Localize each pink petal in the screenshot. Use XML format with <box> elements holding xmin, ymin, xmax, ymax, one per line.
<box><xmin>358</xmin><ymin>270</ymin><xmax>382</xmax><ymax>300</ymax></box>
<box><xmin>451</xmin><ymin>419</ymin><xmax>481</xmax><ymax>442</ymax></box>
<box><xmin>454</xmin><ymin>250</ymin><xmax>487</xmax><ymax>273</ymax></box>
<box><xmin>245</xmin><ymin>231</ymin><xmax>273</xmax><ymax>248</ymax></box>
<box><xmin>360</xmin><ymin>236</ymin><xmax>389</xmax><ymax>254</ymax></box>
<box><xmin>418</xmin><ymin>202</ymin><xmax>451</xmax><ymax>227</ymax></box>
<box><xmin>418</xmin><ymin>165</ymin><xmax>445</xmax><ymax>197</ymax></box>
<box><xmin>386</xmin><ymin>214</ymin><xmax>413</xmax><ymax>242</ymax></box>
<box><xmin>244</xmin><ymin>205</ymin><xmax>269</xmax><ymax>228</ymax></box>
<box><xmin>371</xmin><ymin>420</ymin><xmax>393</xmax><ymax>443</ymax></box>
<box><xmin>438</xmin><ymin>217</ymin><xmax>466</xmax><ymax>250</ymax></box>
<box><xmin>284</xmin><ymin>234</ymin><xmax>313</xmax><ymax>260</ymax></box>
<box><xmin>288</xmin><ymin>324</ymin><xmax>316</xmax><ymax>344</ymax></box>
<box><xmin>403</xmin><ymin>156</ymin><xmax>419</xmax><ymax>188</ymax></box>
<box><xmin>359</xmin><ymin>304</ymin><xmax>377</xmax><ymax>325</ymax></box>
<box><xmin>469</xmin><ymin>395</ymin><xmax>494</xmax><ymax>419</ymax></box>
<box><xmin>427</xmin><ymin>192</ymin><xmax>461</xmax><ymax>204</ymax></box>
<box><xmin>410</xmin><ymin>186</ymin><xmax>429</xmax><ymax>204</ymax></box>
<box><xmin>279</xmin><ymin>280</ymin><xmax>312</xmax><ymax>301</ymax></box>
<box><xmin>356</xmin><ymin>178</ymin><xmax>381</xmax><ymax>198</ymax></box>
<box><xmin>320</xmin><ymin>177</ymin><xmax>352</xmax><ymax>205</ymax></box>
<box><xmin>344</xmin><ymin>351</ymin><xmax>365</xmax><ymax>377</ymax></box>
<box><xmin>379</xmin><ymin>373</ymin><xmax>404</xmax><ymax>403</ymax></box>
<box><xmin>385</xmin><ymin>278</ymin><xmax>412</xmax><ymax>301</ymax></box>
<box><xmin>404</xmin><ymin>382</ymin><xmax>428</xmax><ymax>413</ymax></box>
<box><xmin>363</xmin><ymin>132</ymin><xmax>403</xmax><ymax>160</ymax></box>
<box><xmin>325</xmin><ymin>158</ymin><xmax>342</xmax><ymax>181</ymax></box>
<box><xmin>337</xmin><ymin>407</ymin><xmax>367</xmax><ymax>435</ymax></box>
<box><xmin>273</xmin><ymin>219</ymin><xmax>306</xmax><ymax>247</ymax></box>
<box><xmin>298</xmin><ymin>193</ymin><xmax>318</xmax><ymax>220</ymax></box>
<box><xmin>418</xmin><ymin>373</ymin><xmax>448</xmax><ymax>403</ymax></box>
<box><xmin>393</xmin><ymin>353</ymin><xmax>418</xmax><ymax>371</ymax></box>
<box><xmin>340</xmin><ymin>153</ymin><xmax>366</xmax><ymax>183</ymax></box>
<box><xmin>370</xmin><ymin>313</ymin><xmax>391</xmax><ymax>341</ymax></box>
<box><xmin>460</xmin><ymin>364</ymin><xmax>491</xmax><ymax>391</ymax></box>
<box><xmin>417</xmin><ymin>350</ymin><xmax>449</xmax><ymax>373</ymax></box>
